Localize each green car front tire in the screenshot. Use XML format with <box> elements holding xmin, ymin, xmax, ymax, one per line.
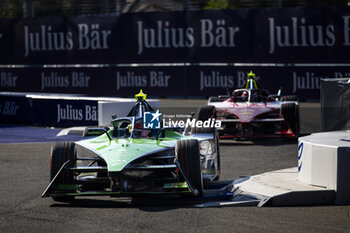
<box><xmin>176</xmin><ymin>139</ymin><xmax>203</xmax><ymax>196</ymax></box>
<box><xmin>50</xmin><ymin>142</ymin><xmax>77</xmax><ymax>202</ymax></box>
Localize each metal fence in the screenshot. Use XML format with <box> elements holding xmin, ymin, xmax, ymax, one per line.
<box><xmin>0</xmin><ymin>0</ymin><xmax>349</xmax><ymax>18</ymax></box>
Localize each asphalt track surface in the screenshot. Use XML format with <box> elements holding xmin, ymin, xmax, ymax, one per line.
<box><xmin>0</xmin><ymin>100</ymin><xmax>349</xmax><ymax>233</ymax></box>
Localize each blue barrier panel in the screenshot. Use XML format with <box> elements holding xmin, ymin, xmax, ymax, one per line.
<box><xmin>185</xmin><ymin>66</ymin><xmax>350</xmax><ymax>100</ymax></box>
<box><xmin>0</xmin><ymin>94</ymin><xmax>32</xmax><ymax>124</ymax></box>
<box><xmin>2</xmin><ymin>66</ymin><xmax>350</xmax><ymax>100</ymax></box>
<box><xmin>30</xmin><ymin>98</ymin><xmax>98</xmax><ymax>127</ymax></box>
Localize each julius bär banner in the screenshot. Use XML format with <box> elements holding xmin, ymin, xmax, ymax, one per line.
<box><xmin>0</xmin><ymin>6</ymin><xmax>350</xmax><ymax>64</ymax></box>
<box><xmin>185</xmin><ymin>66</ymin><xmax>350</xmax><ymax>99</ymax></box>
<box><xmin>0</xmin><ymin>66</ymin><xmax>184</xmax><ymax>97</ymax></box>
<box><xmin>1</xmin><ymin>66</ymin><xmax>350</xmax><ymax>100</ymax></box>
<box><xmin>30</xmin><ymin>98</ymin><xmax>98</xmax><ymax>127</ymax></box>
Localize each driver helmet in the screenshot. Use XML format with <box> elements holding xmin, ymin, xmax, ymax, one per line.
<box><xmin>134</xmin><ymin>122</ymin><xmax>150</xmax><ymax>138</ymax></box>
<box><xmin>135</xmin><ymin>122</ymin><xmax>143</xmax><ymax>129</ymax></box>
<box><xmin>241</xmin><ymin>91</ymin><xmax>248</xmax><ymax>101</ymax></box>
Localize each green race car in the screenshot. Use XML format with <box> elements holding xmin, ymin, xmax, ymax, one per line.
<box><xmin>42</xmin><ymin>91</ymin><xmax>221</xmax><ymax>202</ymax></box>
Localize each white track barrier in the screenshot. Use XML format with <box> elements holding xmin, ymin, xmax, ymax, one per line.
<box><xmin>98</xmin><ymin>99</ymin><xmax>160</xmax><ymax>126</ymax></box>
<box><xmin>297</xmin><ymin>130</ymin><xmax>350</xmax><ymax>204</ymax></box>
<box><xmin>232</xmin><ymin>131</ymin><xmax>350</xmax><ymax>206</ymax></box>
<box><xmin>25</xmin><ymin>94</ymin><xmax>160</xmax><ymax>127</ymax></box>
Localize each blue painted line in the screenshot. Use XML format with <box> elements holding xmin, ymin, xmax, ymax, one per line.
<box><xmin>298</xmin><ymin>162</ymin><xmax>303</xmax><ymax>172</ymax></box>
<box><xmin>298</xmin><ymin>142</ymin><xmax>303</xmax><ymax>160</ymax></box>
<box><xmin>297</xmin><ymin>142</ymin><xmax>304</xmax><ymax>172</ymax></box>
<box><xmin>0</xmin><ymin>125</ymin><xmax>82</xmax><ymax>143</ymax></box>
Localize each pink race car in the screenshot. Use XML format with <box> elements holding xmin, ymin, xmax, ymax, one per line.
<box><xmin>197</xmin><ymin>88</ymin><xmax>300</xmax><ymax>140</ymax></box>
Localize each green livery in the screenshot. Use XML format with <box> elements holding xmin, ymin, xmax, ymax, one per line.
<box><xmin>42</xmin><ymin>91</ymin><xmax>221</xmax><ymax>202</ymax></box>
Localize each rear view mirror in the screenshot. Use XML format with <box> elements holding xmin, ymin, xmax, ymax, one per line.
<box><xmin>82</xmin><ymin>127</ymin><xmax>111</xmax><ymax>141</ymax></box>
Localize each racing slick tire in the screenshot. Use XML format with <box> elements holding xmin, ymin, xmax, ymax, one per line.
<box><xmin>193</xmin><ymin>105</ymin><xmax>216</xmax><ymax>135</ymax></box>
<box><xmin>191</xmin><ymin>126</ymin><xmax>215</xmax><ymax>134</ymax></box>
<box><xmin>281</xmin><ymin>95</ymin><xmax>299</xmax><ymax>102</ymax></box>
<box><xmin>190</xmin><ymin>127</ymin><xmax>221</xmax><ymax>182</ymax></box>
<box><xmin>175</xmin><ymin>139</ymin><xmax>203</xmax><ymax>196</ymax></box>
<box><xmin>197</xmin><ymin>105</ymin><xmax>216</xmax><ymax>121</ymax></box>
<box><xmin>50</xmin><ymin>142</ymin><xmax>77</xmax><ymax>202</ymax></box>
<box><xmin>208</xmin><ymin>97</ymin><xmax>219</xmax><ymax>103</ymax></box>
<box><xmin>281</xmin><ymin>103</ymin><xmax>300</xmax><ymax>138</ymax></box>
<box><xmin>213</xmin><ymin>133</ymin><xmax>221</xmax><ymax>181</ymax></box>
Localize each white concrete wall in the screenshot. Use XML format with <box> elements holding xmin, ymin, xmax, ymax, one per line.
<box><xmin>297</xmin><ymin>131</ymin><xmax>350</xmax><ymax>204</ymax></box>
<box><xmin>297</xmin><ymin>141</ymin><xmax>337</xmax><ymax>189</ymax></box>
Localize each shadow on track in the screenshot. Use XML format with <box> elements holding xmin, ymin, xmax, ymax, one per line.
<box><xmin>48</xmin><ymin>195</ymin><xmax>218</xmax><ymax>212</ymax></box>
<box><xmin>219</xmin><ymin>133</ymin><xmax>311</xmax><ymax>147</ymax></box>
<box><xmin>219</xmin><ymin>138</ymin><xmax>297</xmax><ymax>147</ymax></box>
